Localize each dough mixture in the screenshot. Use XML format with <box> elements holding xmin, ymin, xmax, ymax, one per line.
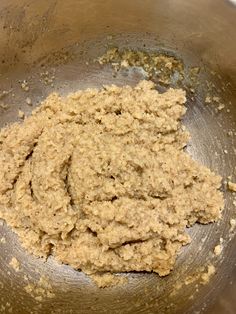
<box><xmin>0</xmin><ymin>81</ymin><xmax>224</xmax><ymax>287</ymax></box>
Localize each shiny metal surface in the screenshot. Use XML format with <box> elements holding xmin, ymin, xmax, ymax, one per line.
<box><xmin>0</xmin><ymin>0</ymin><xmax>236</xmax><ymax>313</ymax></box>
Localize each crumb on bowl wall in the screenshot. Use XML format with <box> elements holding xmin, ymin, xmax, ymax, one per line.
<box><xmin>230</xmin><ymin>218</ymin><xmax>236</xmax><ymax>230</ymax></box>
<box><xmin>214</xmin><ymin>244</ymin><xmax>222</xmax><ymax>256</ymax></box>
<box><xmin>9</xmin><ymin>257</ymin><xmax>20</xmax><ymax>272</ymax></box>
<box><xmin>228</xmin><ymin>181</ymin><xmax>236</xmax><ymax>192</ymax></box>
<box><xmin>201</xmin><ymin>265</ymin><xmax>216</xmax><ymax>284</ymax></box>
<box><xmin>24</xmin><ymin>276</ymin><xmax>55</xmax><ymax>301</ymax></box>
<box><xmin>18</xmin><ymin>110</ymin><xmax>25</xmax><ymax>119</ymax></box>
<box><xmin>21</xmin><ymin>81</ymin><xmax>29</xmax><ymax>92</ymax></box>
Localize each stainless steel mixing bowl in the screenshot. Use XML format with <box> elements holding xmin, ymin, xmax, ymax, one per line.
<box><xmin>0</xmin><ymin>0</ymin><xmax>236</xmax><ymax>313</ymax></box>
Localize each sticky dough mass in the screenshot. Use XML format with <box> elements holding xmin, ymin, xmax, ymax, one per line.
<box><xmin>0</xmin><ymin>81</ymin><xmax>223</xmax><ymax>285</ymax></box>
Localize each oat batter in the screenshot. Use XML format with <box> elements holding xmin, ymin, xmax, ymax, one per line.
<box><xmin>0</xmin><ymin>81</ymin><xmax>224</xmax><ymax>287</ymax></box>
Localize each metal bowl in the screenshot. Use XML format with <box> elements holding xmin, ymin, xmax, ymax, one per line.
<box><xmin>0</xmin><ymin>0</ymin><xmax>236</xmax><ymax>313</ymax></box>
